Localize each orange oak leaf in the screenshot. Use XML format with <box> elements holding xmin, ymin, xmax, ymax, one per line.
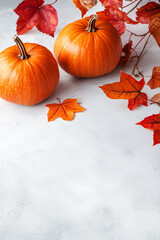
<box><xmin>14</xmin><ymin>0</ymin><xmax>58</xmax><ymax>36</ymax></box>
<box><xmin>136</xmin><ymin>2</ymin><xmax>160</xmax><ymax>24</ymax></box>
<box><xmin>149</xmin><ymin>13</ymin><xmax>160</xmax><ymax>47</ymax></box>
<box><xmin>99</xmin><ymin>71</ymin><xmax>148</xmax><ymax>110</ymax></box>
<box><xmin>46</xmin><ymin>98</ymin><xmax>86</xmax><ymax>122</ymax></box>
<box><xmin>97</xmin><ymin>6</ymin><xmax>138</xmax><ymax>35</ymax></box>
<box><xmin>153</xmin><ymin>130</ymin><xmax>160</xmax><ymax>146</ymax></box>
<box><xmin>147</xmin><ymin>66</ymin><xmax>160</xmax><ymax>89</ymax></box>
<box><xmin>151</xmin><ymin>93</ymin><xmax>160</xmax><ymax>106</ymax></box>
<box><xmin>120</xmin><ymin>40</ymin><xmax>133</xmax><ymax>65</ymax></box>
<box><xmin>73</xmin><ymin>0</ymin><xmax>97</xmax><ymax>17</ymax></box>
<box><xmin>137</xmin><ymin>113</ymin><xmax>160</xmax><ymax>145</ymax></box>
<box><xmin>99</xmin><ymin>0</ymin><xmax>123</xmax><ymax>8</ymax></box>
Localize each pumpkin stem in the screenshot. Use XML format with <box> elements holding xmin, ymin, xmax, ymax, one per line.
<box><xmin>86</xmin><ymin>15</ymin><xmax>98</xmax><ymax>32</ymax></box>
<box><xmin>13</xmin><ymin>35</ymin><xmax>30</xmax><ymax>60</ymax></box>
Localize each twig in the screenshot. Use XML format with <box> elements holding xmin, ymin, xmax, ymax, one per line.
<box><xmin>132</xmin><ymin>34</ymin><xmax>151</xmax><ymax>76</ymax></box>
<box><xmin>131</xmin><ymin>34</ymin><xmax>148</xmax><ymax>53</ymax></box>
<box><xmin>148</xmin><ymin>99</ymin><xmax>160</xmax><ymax>106</ymax></box>
<box><xmin>127</xmin><ymin>0</ymin><xmax>143</xmax><ymax>14</ymax></box>
<box><xmin>122</xmin><ymin>0</ymin><xmax>139</xmax><ymax>9</ymax></box>
<box><xmin>127</xmin><ymin>30</ymin><xmax>149</xmax><ymax>37</ymax></box>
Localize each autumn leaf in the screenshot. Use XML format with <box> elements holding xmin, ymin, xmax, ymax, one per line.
<box><xmin>151</xmin><ymin>93</ymin><xmax>160</xmax><ymax>106</ymax></box>
<box><xmin>99</xmin><ymin>71</ymin><xmax>148</xmax><ymax>110</ymax></box>
<box><xmin>120</xmin><ymin>40</ymin><xmax>133</xmax><ymax>65</ymax></box>
<box><xmin>136</xmin><ymin>114</ymin><xmax>160</xmax><ymax>130</ymax></box>
<box><xmin>73</xmin><ymin>0</ymin><xmax>97</xmax><ymax>17</ymax></box>
<box><xmin>46</xmin><ymin>98</ymin><xmax>86</xmax><ymax>122</ymax></box>
<box><xmin>99</xmin><ymin>0</ymin><xmax>123</xmax><ymax>8</ymax></box>
<box><xmin>153</xmin><ymin>130</ymin><xmax>160</xmax><ymax>146</ymax></box>
<box><xmin>14</xmin><ymin>0</ymin><xmax>58</xmax><ymax>36</ymax></box>
<box><xmin>149</xmin><ymin>13</ymin><xmax>160</xmax><ymax>47</ymax></box>
<box><xmin>147</xmin><ymin>66</ymin><xmax>160</xmax><ymax>89</ymax></box>
<box><xmin>97</xmin><ymin>6</ymin><xmax>138</xmax><ymax>35</ymax></box>
<box><xmin>137</xmin><ymin>113</ymin><xmax>160</xmax><ymax>145</ymax></box>
<box><xmin>136</xmin><ymin>2</ymin><xmax>160</xmax><ymax>24</ymax></box>
<box><xmin>128</xmin><ymin>93</ymin><xmax>148</xmax><ymax>110</ymax></box>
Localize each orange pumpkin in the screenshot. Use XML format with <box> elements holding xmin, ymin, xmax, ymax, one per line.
<box><xmin>0</xmin><ymin>36</ymin><xmax>59</xmax><ymax>105</ymax></box>
<box><xmin>54</xmin><ymin>15</ymin><xmax>122</xmax><ymax>78</ymax></box>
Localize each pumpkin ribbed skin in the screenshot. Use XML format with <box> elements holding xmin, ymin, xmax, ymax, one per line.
<box><xmin>0</xmin><ymin>42</ymin><xmax>59</xmax><ymax>105</ymax></box>
<box><xmin>54</xmin><ymin>16</ymin><xmax>122</xmax><ymax>78</ymax></box>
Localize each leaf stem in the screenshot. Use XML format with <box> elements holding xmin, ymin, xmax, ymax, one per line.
<box><xmin>132</xmin><ymin>34</ymin><xmax>151</xmax><ymax>76</ymax></box>
<box><xmin>57</xmin><ymin>98</ymin><xmax>61</xmax><ymax>104</ymax></box>
<box><xmin>50</xmin><ymin>0</ymin><xmax>57</xmax><ymax>5</ymax></box>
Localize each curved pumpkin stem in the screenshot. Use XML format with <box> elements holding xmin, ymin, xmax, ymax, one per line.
<box><xmin>13</xmin><ymin>35</ymin><xmax>30</xmax><ymax>60</ymax></box>
<box><xmin>86</xmin><ymin>15</ymin><xmax>98</xmax><ymax>33</ymax></box>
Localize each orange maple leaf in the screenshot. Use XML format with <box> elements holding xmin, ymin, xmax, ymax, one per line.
<box><xmin>46</xmin><ymin>98</ymin><xmax>86</xmax><ymax>122</ymax></box>
<box><xmin>147</xmin><ymin>66</ymin><xmax>160</xmax><ymax>89</ymax></box>
<box><xmin>149</xmin><ymin>13</ymin><xmax>160</xmax><ymax>47</ymax></box>
<box><xmin>99</xmin><ymin>71</ymin><xmax>148</xmax><ymax>110</ymax></box>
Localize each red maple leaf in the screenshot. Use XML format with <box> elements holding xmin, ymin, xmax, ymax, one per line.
<box><xmin>14</xmin><ymin>0</ymin><xmax>58</xmax><ymax>36</ymax></box>
<box><xmin>99</xmin><ymin>0</ymin><xmax>123</xmax><ymax>8</ymax></box>
<box><xmin>153</xmin><ymin>130</ymin><xmax>160</xmax><ymax>146</ymax></box>
<box><xmin>137</xmin><ymin>113</ymin><xmax>160</xmax><ymax>146</ymax></box>
<box><xmin>136</xmin><ymin>2</ymin><xmax>160</xmax><ymax>24</ymax></box>
<box><xmin>120</xmin><ymin>40</ymin><xmax>133</xmax><ymax>65</ymax></box>
<box><xmin>99</xmin><ymin>71</ymin><xmax>148</xmax><ymax>110</ymax></box>
<box><xmin>137</xmin><ymin>114</ymin><xmax>160</xmax><ymax>131</ymax></box>
<box><xmin>97</xmin><ymin>6</ymin><xmax>138</xmax><ymax>36</ymax></box>
<box><xmin>128</xmin><ymin>93</ymin><xmax>148</xmax><ymax>111</ymax></box>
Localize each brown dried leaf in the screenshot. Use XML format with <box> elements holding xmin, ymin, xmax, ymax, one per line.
<box><xmin>151</xmin><ymin>93</ymin><xmax>160</xmax><ymax>106</ymax></box>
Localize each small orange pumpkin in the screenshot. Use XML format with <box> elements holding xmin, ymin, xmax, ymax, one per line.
<box><xmin>54</xmin><ymin>15</ymin><xmax>122</xmax><ymax>78</ymax></box>
<box><xmin>0</xmin><ymin>36</ymin><xmax>59</xmax><ymax>105</ymax></box>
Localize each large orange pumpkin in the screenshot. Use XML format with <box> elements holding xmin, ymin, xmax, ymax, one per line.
<box><xmin>0</xmin><ymin>36</ymin><xmax>59</xmax><ymax>105</ymax></box>
<box><xmin>54</xmin><ymin>15</ymin><xmax>122</xmax><ymax>78</ymax></box>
